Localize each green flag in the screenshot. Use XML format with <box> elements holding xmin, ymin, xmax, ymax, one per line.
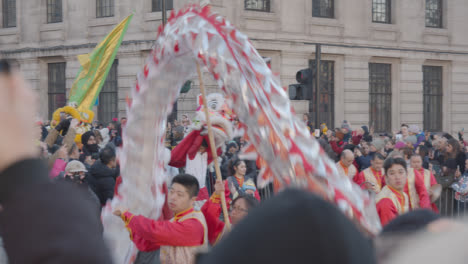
<box><xmin>69</xmin><ymin>14</ymin><xmax>133</xmax><ymax>111</ymax></box>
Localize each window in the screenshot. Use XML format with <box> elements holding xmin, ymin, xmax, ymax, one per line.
<box><xmin>96</xmin><ymin>0</ymin><xmax>114</xmax><ymax>18</ymax></box>
<box><xmin>312</xmin><ymin>0</ymin><xmax>334</xmax><ymax>18</ymax></box>
<box><xmin>426</xmin><ymin>0</ymin><xmax>442</xmax><ymax>28</ymax></box>
<box><xmin>369</xmin><ymin>63</ymin><xmax>392</xmax><ymax>133</ymax></box>
<box><xmin>372</xmin><ymin>0</ymin><xmax>391</xmax><ymax>23</ymax></box>
<box><xmin>47</xmin><ymin>0</ymin><xmax>62</xmax><ymax>23</ymax></box>
<box><xmin>2</xmin><ymin>0</ymin><xmax>16</xmax><ymax>28</ymax></box>
<box><xmin>48</xmin><ymin>63</ymin><xmax>66</xmax><ymax>119</ymax></box>
<box><xmin>309</xmin><ymin>60</ymin><xmax>335</xmax><ymax>127</ymax></box>
<box><xmin>98</xmin><ymin>61</ymin><xmax>118</xmax><ymax>124</ymax></box>
<box><xmin>152</xmin><ymin>0</ymin><xmax>173</xmax><ymax>12</ymax></box>
<box><xmin>244</xmin><ymin>0</ymin><xmax>270</xmax><ymax>12</ymax></box>
<box><xmin>423</xmin><ymin>66</ymin><xmax>443</xmax><ymax>132</ymax></box>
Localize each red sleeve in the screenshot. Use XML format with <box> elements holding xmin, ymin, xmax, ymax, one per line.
<box><xmin>376</xmin><ymin>198</ymin><xmax>398</xmax><ymax>226</ymax></box>
<box><xmin>254</xmin><ymin>190</ymin><xmax>261</xmax><ymax>201</ymax></box>
<box><xmin>353</xmin><ymin>171</ymin><xmax>366</xmax><ymax>189</ymax></box>
<box><xmin>330</xmin><ymin>141</ymin><xmax>343</xmax><ymax>156</ymax></box>
<box><xmin>188</xmin><ymin>134</ymin><xmax>204</xmax><ymax>160</ymax></box>
<box><xmin>123</xmin><ymin>212</ymin><xmax>204</xmax><ymax>252</ymax></box>
<box><xmin>169</xmin><ymin>130</ymin><xmax>202</xmax><ymax>168</ymax></box>
<box><xmin>414</xmin><ymin>173</ymin><xmax>431</xmax><ymax>209</ymax></box>
<box><xmin>201</xmin><ymin>195</ymin><xmax>225</xmax><ymax>245</ymax></box>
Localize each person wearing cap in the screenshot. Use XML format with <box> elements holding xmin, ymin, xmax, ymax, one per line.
<box><xmin>61</xmin><ymin>160</ymin><xmax>102</xmax><ymax>224</ymax></box>
<box><xmin>408</xmin><ymin>124</ymin><xmax>425</xmax><ymax>148</ymax></box>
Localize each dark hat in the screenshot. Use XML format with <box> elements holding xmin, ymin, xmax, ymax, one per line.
<box><xmin>81</xmin><ymin>131</ymin><xmax>95</xmax><ymax>146</ymax></box>
<box><xmin>381</xmin><ymin>210</ymin><xmax>441</xmax><ymax>235</ymax></box>
<box><xmin>362</xmin><ymin>126</ymin><xmax>369</xmax><ymax>134</ymax></box>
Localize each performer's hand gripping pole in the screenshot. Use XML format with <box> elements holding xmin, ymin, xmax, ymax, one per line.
<box><xmin>196</xmin><ymin>63</ymin><xmax>232</xmax><ymax>230</ymax></box>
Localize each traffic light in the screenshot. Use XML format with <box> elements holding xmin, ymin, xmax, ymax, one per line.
<box><xmin>296</xmin><ymin>69</ymin><xmax>312</xmax><ymax>84</ymax></box>
<box><xmin>289</xmin><ymin>68</ymin><xmax>313</xmax><ymax>100</ymax></box>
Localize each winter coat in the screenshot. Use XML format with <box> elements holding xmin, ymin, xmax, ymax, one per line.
<box><xmin>356</xmin><ymin>155</ymin><xmax>372</xmax><ymax>172</ymax></box>
<box><xmin>0</xmin><ymin>159</ymin><xmax>112</xmax><ymax>263</ymax></box>
<box><xmin>89</xmin><ymin>160</ymin><xmax>120</xmax><ymax>205</ymax></box>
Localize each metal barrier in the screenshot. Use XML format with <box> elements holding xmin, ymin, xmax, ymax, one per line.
<box><xmin>256</xmin><ymin>176</ymin><xmax>468</xmax><ymax>219</ymax></box>
<box><xmin>435</xmin><ymin>187</ymin><xmax>468</xmax><ymax>218</ymax></box>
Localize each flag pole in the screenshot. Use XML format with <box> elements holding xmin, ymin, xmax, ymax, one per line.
<box><xmin>196</xmin><ymin>63</ymin><xmax>231</xmax><ymax>230</ymax></box>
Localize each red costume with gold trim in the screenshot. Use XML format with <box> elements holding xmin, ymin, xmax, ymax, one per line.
<box><xmin>200</xmin><ymin>181</ymin><xmax>231</xmax><ymax>245</ymax></box>
<box><xmin>376</xmin><ymin>186</ymin><xmax>410</xmax><ymax>226</ymax></box>
<box><xmin>353</xmin><ymin>167</ymin><xmax>384</xmax><ymax>192</ymax></box>
<box><xmin>413</xmin><ymin>168</ymin><xmax>439</xmax><ymax>213</ymax></box>
<box><xmin>336</xmin><ymin>161</ymin><xmax>358</xmax><ymax>180</ymax></box>
<box><xmin>121</xmin><ymin>207</ymin><xmax>207</xmax><ymax>263</ymax></box>
<box><xmin>404</xmin><ymin>169</ymin><xmax>431</xmax><ymax>210</ymax></box>
<box><xmin>169</xmin><ymin>93</ymin><xmax>232</xmax><ymax>201</ymax></box>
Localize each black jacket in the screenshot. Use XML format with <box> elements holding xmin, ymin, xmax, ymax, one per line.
<box><xmin>89</xmin><ymin>160</ymin><xmax>119</xmax><ymax>205</ymax></box>
<box><xmin>0</xmin><ymin>159</ymin><xmax>112</xmax><ymax>263</ymax></box>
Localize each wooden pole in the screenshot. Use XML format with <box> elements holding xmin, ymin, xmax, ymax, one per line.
<box><xmin>196</xmin><ymin>63</ymin><xmax>232</xmax><ymax>230</ymax></box>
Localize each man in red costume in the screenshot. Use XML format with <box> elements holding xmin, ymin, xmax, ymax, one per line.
<box><xmin>354</xmin><ymin>153</ymin><xmax>385</xmax><ymax>193</ymax></box>
<box><xmin>376</xmin><ymin>157</ymin><xmax>410</xmax><ymax>226</ymax></box>
<box><xmin>336</xmin><ymin>149</ymin><xmax>358</xmax><ymax>179</ymax></box>
<box><xmin>385</xmin><ymin>152</ymin><xmax>431</xmax><ymax>211</ymax></box>
<box><xmin>114</xmin><ymin>174</ymin><xmax>208</xmax><ymax>264</ymax></box>
<box><xmin>169</xmin><ymin>93</ymin><xmax>232</xmax><ymax>201</ymax></box>
<box><xmin>409</xmin><ymin>154</ymin><xmax>441</xmax><ymax>213</ymax></box>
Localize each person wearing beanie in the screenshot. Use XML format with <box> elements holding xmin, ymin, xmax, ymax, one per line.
<box><xmin>242</xmin><ymin>179</ymin><xmax>257</xmax><ymax>197</ymax></box>
<box><xmin>79</xmin><ymin>131</ymin><xmax>100</xmax><ymax>165</ymax></box>
<box><xmin>196</xmin><ymin>189</ymin><xmax>376</xmax><ymax>264</ymax></box>
<box><xmin>341</xmin><ymin>120</ymin><xmax>352</xmax><ymax>143</ymax></box>
<box><xmin>408</xmin><ymin>125</ymin><xmax>426</xmax><ymax>148</ymax></box>
<box><xmin>394</xmin><ymin>141</ymin><xmax>406</xmax><ymax>150</ymax></box>
<box><xmin>362</xmin><ymin>126</ymin><xmax>369</xmax><ymax>135</ymax></box>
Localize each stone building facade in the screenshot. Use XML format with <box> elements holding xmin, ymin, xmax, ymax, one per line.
<box><xmin>0</xmin><ymin>0</ymin><xmax>467</xmax><ymax>133</ymax></box>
